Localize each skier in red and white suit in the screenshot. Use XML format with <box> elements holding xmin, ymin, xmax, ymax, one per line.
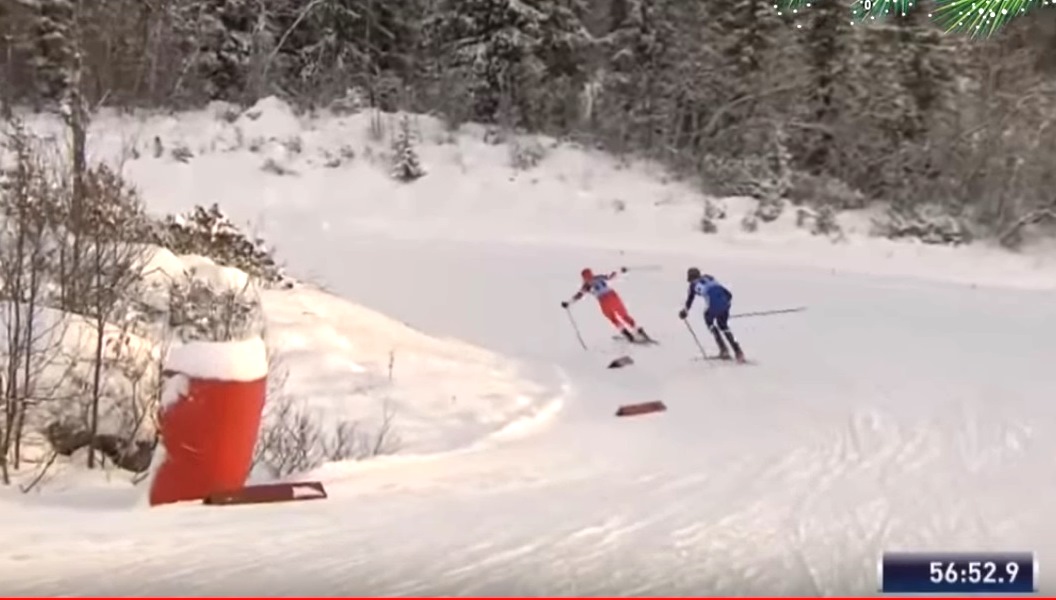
<box><xmin>562</xmin><ymin>267</ymin><xmax>652</xmax><ymax>343</ymax></box>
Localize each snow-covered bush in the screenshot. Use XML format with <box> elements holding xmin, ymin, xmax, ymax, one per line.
<box><xmin>170</xmin><ymin>144</ymin><xmax>193</xmax><ymax>163</ymax></box>
<box><xmin>753</xmin><ymin>193</ymin><xmax>785</xmax><ymax>223</ymax></box>
<box><xmin>701</xmin><ymin>127</ymin><xmax>790</xmax><ymax>226</ymax></box>
<box><xmin>321</xmin><ymin>145</ymin><xmax>356</xmax><ymax>169</ymax></box>
<box><xmin>44</xmin><ymin>421</ymin><xmax>155</xmax><ymax>473</ymax></box>
<box><xmin>705</xmin><ymin>198</ymin><xmax>728</xmax><ymax>221</ymax></box>
<box><xmin>788</xmin><ymin>171</ymin><xmax>868</xmax><ymax>210</ymax></box>
<box><xmin>391</xmin><ymin>115</ymin><xmax>425</xmax><ymax>182</ymax></box>
<box><xmin>871</xmin><ymin>203</ymin><xmax>973</xmax><ymax>246</ymax></box>
<box><xmin>699</xmin><ymin>215</ymin><xmax>719</xmax><ymax>234</ymax></box>
<box><xmin>796</xmin><ymin>206</ymin><xmax>845</xmax><ymax>241</ymax></box>
<box><xmin>261</xmin><ymin>157</ymin><xmax>296</xmax><ymax>176</ymax></box>
<box><xmin>698</xmin><ymin>154</ymin><xmax>772</xmax><ymax>198</ymax></box>
<box><xmin>252</xmin><ymin>353</ymin><xmax>399</xmax><ymax>478</ymax></box>
<box><xmin>166</xmin><ymin>275</ymin><xmax>263</xmax><ymax>344</ymax></box>
<box><xmin>741</xmin><ymin>212</ymin><xmax>759</xmax><ymax>233</ymax></box>
<box><xmin>482</xmin><ymin>127</ymin><xmax>507</xmax><ymax>146</ymax></box>
<box><xmin>699</xmin><ymin>155</ymin><xmax>785</xmax><ymax>224</ymax></box>
<box><xmin>747</xmin><ymin>127</ymin><xmax>791</xmax><ymax>223</ymax></box>
<box><xmin>509</xmin><ymin>136</ymin><xmax>547</xmax><ymax>170</ymax></box>
<box><xmin>0</xmin><ymin>123</ymin><xmax>167</xmax><ymax>480</ymax></box>
<box><xmin>699</xmin><ymin>198</ymin><xmax>727</xmax><ymax>234</ymax></box>
<box><xmin>283</xmin><ymin>135</ymin><xmax>303</xmax><ymax>155</ymax></box>
<box><xmin>997</xmin><ymin>199</ymin><xmax>1056</xmax><ymax>249</ymax></box>
<box><xmin>145</xmin><ymin>204</ymin><xmax>288</xmax><ymax>286</ymax></box>
<box><xmin>328</xmin><ymin>87</ymin><xmax>370</xmax><ymax>116</ymax></box>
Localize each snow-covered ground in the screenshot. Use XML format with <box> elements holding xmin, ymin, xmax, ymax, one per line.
<box><xmin>0</xmin><ymin>247</ymin><xmax>554</xmax><ymax>498</ymax></box>
<box><xmin>16</xmin><ymin>96</ymin><xmax>1056</xmax><ymax>290</ymax></box>
<box><xmin>2</xmin><ymin>98</ymin><xmax>1055</xmax><ymax>595</ymax></box>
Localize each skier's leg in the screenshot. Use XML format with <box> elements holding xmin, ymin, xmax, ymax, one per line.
<box><xmin>618</xmin><ymin>303</ymin><xmax>652</xmax><ymax>341</ymax></box>
<box><xmin>704</xmin><ymin>309</ymin><xmax>730</xmax><ymax>356</ymax></box>
<box><xmin>603</xmin><ymin>298</ymin><xmax>634</xmax><ymax>341</ymax></box>
<box><xmin>716</xmin><ymin>311</ymin><xmax>744</xmax><ymax>359</ymax></box>
<box><xmin>613</xmin><ymin>297</ymin><xmax>637</xmax><ymax>329</ymax></box>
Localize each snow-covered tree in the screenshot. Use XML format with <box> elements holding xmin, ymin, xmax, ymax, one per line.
<box><xmin>712</xmin><ymin>0</ymin><xmax>783</xmax><ymax>79</ymax></box>
<box><xmin>273</xmin><ymin>0</ymin><xmax>426</xmax><ymax>106</ymax></box>
<box><xmin>167</xmin><ymin>275</ymin><xmax>262</xmax><ymax>343</ymax></box>
<box><xmin>390</xmin><ymin>115</ymin><xmax>425</xmax><ymax>182</ymax></box>
<box><xmin>149</xmin><ymin>203</ymin><xmax>287</xmax><ymax>285</ymax></box>
<box><xmin>800</xmin><ymin>0</ymin><xmax>859</xmax><ymax>174</ymax></box>
<box><xmin>428</xmin><ymin>0</ymin><xmax>592</xmax><ymax>129</ymax></box>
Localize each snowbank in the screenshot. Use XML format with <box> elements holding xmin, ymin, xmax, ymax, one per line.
<box><xmin>142</xmin><ymin>247</ymin><xmax>252</xmax><ymax>293</ymax></box>
<box><xmin>260</xmin><ymin>285</ymin><xmax>557</xmax><ymax>455</ymax></box>
<box><xmin>0</xmin><ymin>243</ymin><xmax>556</xmax><ymax>494</ymax></box>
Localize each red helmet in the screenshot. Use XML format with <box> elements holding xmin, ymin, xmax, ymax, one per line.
<box><xmin>581</xmin><ymin>268</ymin><xmax>594</xmax><ymax>281</ymax></box>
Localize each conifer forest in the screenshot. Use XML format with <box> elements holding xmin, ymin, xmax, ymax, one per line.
<box><xmin>2</xmin><ymin>0</ymin><xmax>1055</xmax><ymax>245</ymax></box>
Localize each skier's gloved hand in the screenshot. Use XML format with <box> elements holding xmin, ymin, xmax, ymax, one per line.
<box><xmin>620</xmin><ymin>266</ymin><xmax>628</xmax><ymax>273</ymax></box>
<box><xmin>561</xmin><ymin>301</ymin><xmax>570</xmax><ymax>309</ymax></box>
<box><xmin>678</xmin><ymin>309</ymin><xmax>688</xmax><ymax>319</ymax></box>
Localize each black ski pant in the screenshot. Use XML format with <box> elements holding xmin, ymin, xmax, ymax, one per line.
<box><xmin>704</xmin><ymin>308</ymin><xmax>740</xmax><ymax>354</ymax></box>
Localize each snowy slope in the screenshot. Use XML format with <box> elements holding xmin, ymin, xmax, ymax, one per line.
<box><xmin>258</xmin><ymin>283</ymin><xmax>560</xmax><ymax>456</ymax></box>
<box><xmin>14</xmin><ymin>97</ymin><xmax>1056</xmax><ymax>290</ymax></box>
<box><xmin>2</xmin><ymin>99</ymin><xmax>1055</xmax><ymax>595</ymax></box>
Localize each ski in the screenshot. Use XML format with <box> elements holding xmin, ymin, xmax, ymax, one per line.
<box><xmin>612</xmin><ymin>335</ymin><xmax>659</xmax><ymax>345</ymax></box>
<box><xmin>692</xmin><ymin>356</ymin><xmax>756</xmax><ymax>365</ymax></box>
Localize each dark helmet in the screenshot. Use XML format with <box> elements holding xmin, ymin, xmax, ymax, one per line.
<box><xmin>686</xmin><ymin>267</ymin><xmax>701</xmax><ymax>282</ymax></box>
<box><xmin>581</xmin><ymin>268</ymin><xmax>594</xmax><ymax>281</ymax></box>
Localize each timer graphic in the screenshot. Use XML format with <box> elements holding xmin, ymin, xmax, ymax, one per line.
<box><xmin>879</xmin><ymin>551</ymin><xmax>1037</xmax><ymax>594</ymax></box>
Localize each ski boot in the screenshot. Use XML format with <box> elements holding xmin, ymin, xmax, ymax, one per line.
<box><xmin>620</xmin><ymin>328</ymin><xmax>636</xmax><ymax>342</ymax></box>
<box><xmin>635</xmin><ymin>327</ymin><xmax>654</xmax><ymax>343</ymax></box>
<box><xmin>712</xmin><ymin>333</ymin><xmax>732</xmax><ymax>360</ymax></box>
<box><xmin>730</xmin><ymin>341</ymin><xmax>746</xmax><ymax>363</ymax></box>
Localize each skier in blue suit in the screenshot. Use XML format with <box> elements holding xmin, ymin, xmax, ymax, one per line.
<box><xmin>678</xmin><ymin>267</ymin><xmax>745</xmax><ymax>362</ymax></box>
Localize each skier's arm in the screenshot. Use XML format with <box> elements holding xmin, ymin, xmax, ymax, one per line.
<box><xmin>562</xmin><ymin>283</ymin><xmax>589</xmax><ymax>307</ymax></box>
<box><xmin>678</xmin><ymin>284</ymin><xmax>695</xmax><ymax>319</ymax></box>
<box><xmin>606</xmin><ymin>267</ymin><xmax>628</xmax><ymax>280</ymax></box>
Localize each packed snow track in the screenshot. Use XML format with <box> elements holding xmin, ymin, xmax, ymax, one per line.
<box><xmin>2</xmin><ymin>234</ymin><xmax>1055</xmax><ymax>596</ymax></box>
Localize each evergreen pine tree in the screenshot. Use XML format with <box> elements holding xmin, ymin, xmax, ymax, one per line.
<box><xmin>895</xmin><ymin>1</ymin><xmax>953</xmax><ymax>141</ymax></box>
<box><xmin>713</xmin><ymin>0</ymin><xmax>783</xmax><ymax>78</ymax></box>
<box><xmin>429</xmin><ymin>0</ymin><xmax>591</xmax><ymax>128</ymax></box>
<box><xmin>703</xmin><ymin>0</ymin><xmax>787</xmax><ymax>155</ymax></box>
<box><xmin>277</xmin><ymin>0</ymin><xmax>426</xmax><ymax>106</ymax></box>
<box><xmin>801</xmin><ymin>0</ymin><xmax>857</xmax><ymax>173</ymax></box>
<box><xmin>33</xmin><ymin>0</ymin><xmax>77</xmax><ymax>103</ymax></box>
<box><xmin>391</xmin><ymin>115</ymin><xmax>425</xmax><ymax>182</ymax></box>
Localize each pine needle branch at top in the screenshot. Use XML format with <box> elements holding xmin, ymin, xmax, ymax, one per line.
<box><xmin>932</xmin><ymin>0</ymin><xmax>1042</xmax><ymax>37</ymax></box>
<box><xmin>775</xmin><ymin>0</ymin><xmax>1050</xmax><ymax>35</ymax></box>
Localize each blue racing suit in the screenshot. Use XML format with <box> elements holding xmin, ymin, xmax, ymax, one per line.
<box><xmin>685</xmin><ymin>275</ymin><xmax>733</xmax><ymax>328</ymax></box>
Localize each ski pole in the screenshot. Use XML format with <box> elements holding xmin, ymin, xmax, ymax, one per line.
<box><xmin>565</xmin><ymin>307</ymin><xmax>587</xmax><ymax>350</ymax></box>
<box><xmin>683</xmin><ymin>319</ymin><xmax>708</xmax><ymax>361</ymax></box>
<box><xmin>622</xmin><ymin>264</ymin><xmax>662</xmax><ymax>272</ymax></box>
<box><xmin>730</xmin><ymin>306</ymin><xmax>807</xmax><ymax>319</ymax></box>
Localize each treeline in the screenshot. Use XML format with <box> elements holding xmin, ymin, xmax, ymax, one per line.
<box><xmin>1</xmin><ymin>0</ymin><xmax>1055</xmax><ymax>243</ymax></box>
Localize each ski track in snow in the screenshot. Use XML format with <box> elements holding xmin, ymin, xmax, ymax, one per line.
<box><xmin>3</xmin><ymin>228</ymin><xmax>1055</xmax><ymax>596</ymax></box>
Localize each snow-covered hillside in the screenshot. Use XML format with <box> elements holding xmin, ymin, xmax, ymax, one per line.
<box><xmin>2</xmin><ymin>98</ymin><xmax>1055</xmax><ymax>595</ymax></box>
<box><xmin>16</xmin><ymin>96</ymin><xmax>1056</xmax><ymax>290</ymax></box>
